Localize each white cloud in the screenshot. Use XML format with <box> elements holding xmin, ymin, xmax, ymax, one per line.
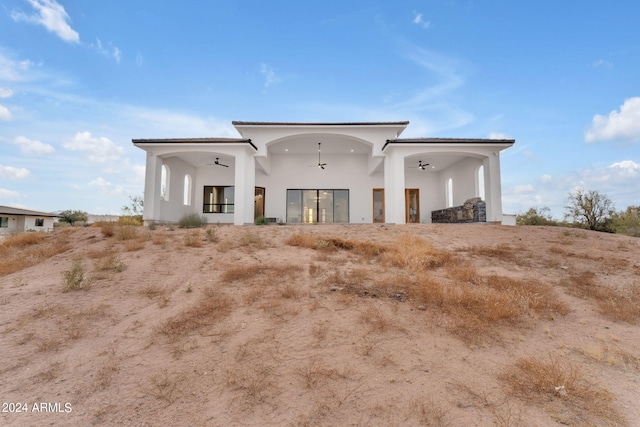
<box><xmin>513</xmin><ymin>184</ymin><xmax>535</xmax><ymax>194</ymax></box>
<box><xmin>11</xmin><ymin>0</ymin><xmax>80</xmax><ymax>43</ymax></box>
<box><xmin>593</xmin><ymin>59</ymin><xmax>613</xmax><ymax>68</ymax></box>
<box><xmin>585</xmin><ymin>97</ymin><xmax>640</xmax><ymax>143</ymax></box>
<box><xmin>0</xmin><ymin>104</ymin><xmax>12</xmax><ymax>121</ymax></box>
<box><xmin>505</xmin><ymin>159</ymin><xmax>640</xmax><ymax>217</ymax></box>
<box><xmin>487</xmin><ymin>132</ymin><xmax>510</xmax><ymax>140</ymax></box>
<box><xmin>136</xmin><ymin>53</ymin><xmax>144</xmax><ymax>66</ymax></box>
<box><xmin>260</xmin><ymin>63</ymin><xmax>282</xmax><ymax>89</ymax></box>
<box><xmin>0</xmin><ymin>188</ymin><xmax>21</xmax><ymax>198</ymax></box>
<box><xmin>90</xmin><ymin>38</ymin><xmax>122</xmax><ymax>63</ymax></box>
<box><xmin>0</xmin><ymin>88</ymin><xmax>13</xmax><ymax>98</ymax></box>
<box><xmin>609</xmin><ymin>160</ymin><xmax>639</xmax><ymax>177</ymax></box>
<box><xmin>0</xmin><ymin>165</ymin><xmax>32</xmax><ymax>180</ymax></box>
<box><xmin>413</xmin><ymin>12</ymin><xmax>430</xmax><ymax>29</ymax></box>
<box><xmin>88</xmin><ymin>177</ymin><xmax>124</xmax><ymax>195</ymax></box>
<box><xmin>63</xmin><ymin>131</ymin><xmax>124</xmax><ymax>163</ymax></box>
<box><xmin>524</xmin><ymin>150</ymin><xmax>539</xmax><ymax>161</ymax></box>
<box><xmin>12</xmin><ymin>136</ymin><xmax>55</xmax><ymax>156</ymax></box>
<box><xmin>122</xmin><ymin>106</ymin><xmax>238</xmax><ymax>137</ymax></box>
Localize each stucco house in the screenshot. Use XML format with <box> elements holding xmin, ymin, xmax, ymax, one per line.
<box><xmin>0</xmin><ymin>206</ymin><xmax>58</xmax><ymax>234</ymax></box>
<box><xmin>133</xmin><ymin>121</ymin><xmax>514</xmax><ymax>226</ymax></box>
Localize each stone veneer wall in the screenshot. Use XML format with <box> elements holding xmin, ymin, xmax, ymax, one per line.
<box><xmin>431</xmin><ymin>197</ymin><xmax>486</xmax><ymax>224</ymax></box>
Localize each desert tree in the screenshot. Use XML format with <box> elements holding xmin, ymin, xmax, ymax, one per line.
<box><xmin>612</xmin><ymin>205</ymin><xmax>640</xmax><ymax>236</ymax></box>
<box><xmin>564</xmin><ymin>189</ymin><xmax>615</xmax><ymax>232</ymax></box>
<box><xmin>58</xmin><ymin>210</ymin><xmax>88</xmax><ymax>226</ymax></box>
<box><xmin>516</xmin><ymin>206</ymin><xmax>556</xmax><ymax>226</ymax></box>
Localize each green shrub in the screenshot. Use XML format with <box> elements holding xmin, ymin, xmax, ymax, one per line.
<box><xmin>178</xmin><ymin>213</ymin><xmax>208</xmax><ymax>228</ymax></box>
<box><xmin>516</xmin><ymin>207</ymin><xmax>556</xmax><ymax>226</ymax></box>
<box><xmin>255</xmin><ymin>216</ymin><xmax>268</xmax><ymax>225</ymax></box>
<box><xmin>62</xmin><ymin>260</ymin><xmax>92</xmax><ymax>292</ymax></box>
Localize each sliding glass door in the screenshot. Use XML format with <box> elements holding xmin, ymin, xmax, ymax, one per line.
<box><xmin>287</xmin><ymin>189</ymin><xmax>349</xmax><ymax>223</ymax></box>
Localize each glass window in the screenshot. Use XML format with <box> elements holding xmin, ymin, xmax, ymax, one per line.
<box><xmin>203</xmin><ymin>186</ymin><xmax>234</xmax><ymax>213</ymax></box>
<box><xmin>0</xmin><ymin>217</ymin><xmax>8</xmax><ymax>228</ymax></box>
<box><xmin>287</xmin><ymin>190</ymin><xmax>349</xmax><ymax>224</ymax></box>
<box><xmin>35</xmin><ymin>218</ymin><xmax>44</xmax><ymax>227</ymax></box>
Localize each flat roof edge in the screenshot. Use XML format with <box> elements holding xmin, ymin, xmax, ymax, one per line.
<box><xmin>232</xmin><ymin>121</ymin><xmax>410</xmax><ymax>126</ymax></box>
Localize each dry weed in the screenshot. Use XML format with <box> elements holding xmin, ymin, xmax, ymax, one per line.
<box><xmin>184</xmin><ymin>230</ymin><xmax>202</xmax><ymax>247</ymax></box>
<box><xmin>225</xmin><ymin>362</ymin><xmax>274</xmax><ymax>405</ymax></box>
<box><xmin>411</xmin><ymin>398</ymin><xmax>449</xmax><ymax>427</ymax></box>
<box><xmin>359</xmin><ymin>306</ymin><xmax>392</xmax><ymax>332</ymax></box>
<box><xmin>94</xmin><ymin>252</ymin><xmax>127</xmax><ymax>272</ymax></box>
<box><xmin>143</xmin><ymin>372</ymin><xmax>183</xmax><ymax>404</ymax></box>
<box><xmin>115</xmin><ymin>225</ymin><xmax>138</xmax><ymax>241</ymax></box>
<box><xmin>384</xmin><ymin>235</ymin><xmax>453</xmax><ymax>271</ymax></box>
<box><xmin>157</xmin><ymin>288</ymin><xmax>233</xmax><ymax>341</ymax></box>
<box><xmin>0</xmin><ymin>230</ymin><xmax>71</xmax><ymax>277</ymax></box>
<box><xmin>564</xmin><ymin>273</ymin><xmax>640</xmax><ymax>323</ymax></box>
<box><xmin>501</xmin><ymin>354</ymin><xmax>625</xmax><ymax>426</ymax></box>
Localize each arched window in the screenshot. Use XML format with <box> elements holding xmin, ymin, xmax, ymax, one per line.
<box><xmin>184</xmin><ymin>174</ymin><xmax>192</xmax><ymax>206</ymax></box>
<box><xmin>161</xmin><ymin>164</ymin><xmax>170</xmax><ymax>201</ymax></box>
<box><xmin>477</xmin><ymin>165</ymin><xmax>485</xmax><ymax>200</ymax></box>
<box><xmin>446</xmin><ymin>178</ymin><xmax>453</xmax><ymax>208</ymax></box>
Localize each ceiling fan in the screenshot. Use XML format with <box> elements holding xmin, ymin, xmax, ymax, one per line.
<box><xmin>409</xmin><ymin>160</ymin><xmax>430</xmax><ymax>170</ymax></box>
<box><xmin>207</xmin><ymin>157</ymin><xmax>229</xmax><ymax>168</ymax></box>
<box><xmin>310</xmin><ymin>142</ymin><xmax>327</xmax><ymax>169</ymax></box>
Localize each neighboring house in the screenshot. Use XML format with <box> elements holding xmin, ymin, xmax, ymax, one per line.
<box><xmin>133</xmin><ymin>121</ymin><xmax>514</xmax><ymax>226</ymax></box>
<box><xmin>0</xmin><ymin>206</ymin><xmax>58</xmax><ymax>233</ymax></box>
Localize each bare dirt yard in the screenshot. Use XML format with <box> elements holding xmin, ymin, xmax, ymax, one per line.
<box><xmin>1</xmin><ymin>223</ymin><xmax>639</xmax><ymax>426</ymax></box>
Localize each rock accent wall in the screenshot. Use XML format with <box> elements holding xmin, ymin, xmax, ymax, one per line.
<box><xmin>431</xmin><ymin>197</ymin><xmax>486</xmax><ymax>224</ymax></box>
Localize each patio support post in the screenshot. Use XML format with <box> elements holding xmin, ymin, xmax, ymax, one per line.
<box><xmin>233</xmin><ymin>150</ymin><xmax>256</xmax><ymax>225</ymax></box>
<box><xmin>483</xmin><ymin>153</ymin><xmax>503</xmax><ymax>223</ymax></box>
<box><xmin>143</xmin><ymin>152</ymin><xmax>162</xmax><ymax>226</ymax></box>
<box><xmin>383</xmin><ymin>152</ymin><xmax>406</xmax><ymax>224</ymax></box>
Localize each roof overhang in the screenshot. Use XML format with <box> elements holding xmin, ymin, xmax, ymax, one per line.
<box><xmin>132</xmin><ymin>138</ymin><xmax>257</xmax><ymax>151</ymax></box>
<box><xmin>383</xmin><ymin>138</ymin><xmax>515</xmax><ymax>151</ymax></box>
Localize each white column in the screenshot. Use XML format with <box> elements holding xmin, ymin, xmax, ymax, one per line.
<box><xmin>233</xmin><ymin>150</ymin><xmax>256</xmax><ymax>225</ymax></box>
<box><xmin>143</xmin><ymin>152</ymin><xmax>162</xmax><ymax>225</ymax></box>
<box><xmin>383</xmin><ymin>151</ymin><xmax>406</xmax><ymax>224</ymax></box>
<box><xmin>483</xmin><ymin>153</ymin><xmax>503</xmax><ymax>223</ymax></box>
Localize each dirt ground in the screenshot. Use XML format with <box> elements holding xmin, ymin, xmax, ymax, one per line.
<box><xmin>1</xmin><ymin>223</ymin><xmax>639</xmax><ymax>426</ymax></box>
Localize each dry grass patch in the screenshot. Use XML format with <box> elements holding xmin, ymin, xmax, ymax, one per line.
<box><xmin>0</xmin><ymin>230</ymin><xmax>72</xmax><ymax>277</ymax></box>
<box><xmin>157</xmin><ymin>288</ymin><xmax>233</xmax><ymax>341</ymax></box>
<box><xmin>94</xmin><ymin>252</ymin><xmax>126</xmax><ymax>272</ymax></box>
<box><xmin>359</xmin><ymin>306</ymin><xmax>394</xmax><ymax>332</ymax></box>
<box><xmin>564</xmin><ymin>273</ymin><xmax>640</xmax><ymax>323</ymax></box>
<box><xmin>221</xmin><ymin>263</ymin><xmax>302</xmax><ymax>283</ymax></box>
<box><xmin>501</xmin><ymin>354</ymin><xmax>626</xmax><ymax>426</ymax></box>
<box><xmin>143</xmin><ymin>372</ymin><xmax>184</xmax><ymax>404</ymax></box>
<box><xmin>384</xmin><ymin>234</ymin><xmax>453</xmax><ymax>271</ymax></box>
<box><xmin>183</xmin><ymin>230</ymin><xmax>203</xmax><ymax>247</ymax></box>
<box><xmin>286</xmin><ymin>233</ymin><xmax>388</xmax><ymax>259</ymax></box>
<box><xmin>115</xmin><ymin>225</ymin><xmax>138</xmax><ymax>241</ymax></box>
<box><xmin>225</xmin><ymin>362</ymin><xmax>275</xmax><ymax>406</ymax></box>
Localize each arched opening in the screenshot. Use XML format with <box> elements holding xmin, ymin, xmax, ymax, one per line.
<box><xmin>161</xmin><ymin>164</ymin><xmax>170</xmax><ymax>201</ymax></box>
<box><xmin>446</xmin><ymin>178</ymin><xmax>453</xmax><ymax>208</ymax></box>
<box><xmin>184</xmin><ymin>174</ymin><xmax>192</xmax><ymax>206</ymax></box>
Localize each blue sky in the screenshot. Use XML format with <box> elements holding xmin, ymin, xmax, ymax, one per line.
<box><xmin>1</xmin><ymin>0</ymin><xmax>639</xmax><ymax>218</ymax></box>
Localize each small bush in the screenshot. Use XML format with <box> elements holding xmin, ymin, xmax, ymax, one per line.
<box><xmin>184</xmin><ymin>230</ymin><xmax>203</xmax><ymax>247</ymax></box>
<box><xmin>115</xmin><ymin>225</ymin><xmax>138</xmax><ymax>241</ymax></box>
<box><xmin>178</xmin><ymin>213</ymin><xmax>208</xmax><ymax>228</ymax></box>
<box><xmin>205</xmin><ymin>227</ymin><xmax>218</xmax><ymax>242</ymax></box>
<box><xmin>255</xmin><ymin>216</ymin><xmax>269</xmax><ymax>225</ymax></box>
<box><xmin>62</xmin><ymin>260</ymin><xmax>92</xmax><ymax>292</ymax></box>
<box><xmin>118</xmin><ymin>216</ymin><xmax>143</xmax><ymax>226</ymax></box>
<box><xmin>98</xmin><ymin>222</ymin><xmax>115</xmax><ymax>237</ymax></box>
